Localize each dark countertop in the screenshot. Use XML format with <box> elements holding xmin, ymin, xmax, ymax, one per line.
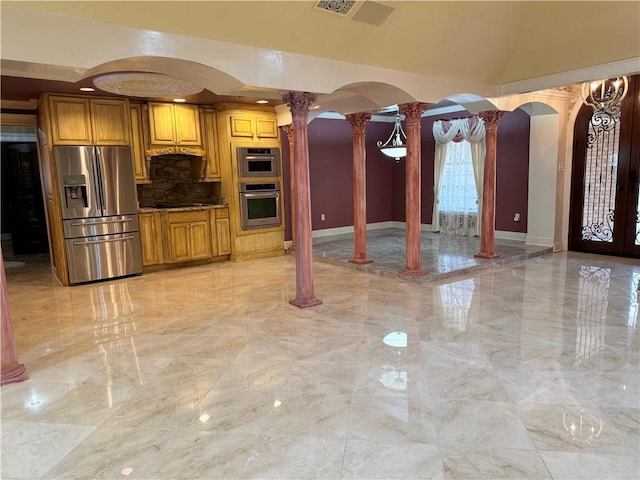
<box><xmin>139</xmin><ymin>204</ymin><xmax>228</xmax><ymax>213</ymax></box>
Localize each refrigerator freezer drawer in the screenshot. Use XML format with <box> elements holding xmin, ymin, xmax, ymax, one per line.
<box><xmin>65</xmin><ymin>232</ymin><xmax>143</xmax><ymax>284</ymax></box>
<box><xmin>63</xmin><ymin>215</ymin><xmax>140</xmax><ymax>238</ymax></box>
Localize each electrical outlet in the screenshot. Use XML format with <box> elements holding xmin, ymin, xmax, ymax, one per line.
<box><xmin>514</xmin><ymin>213</ymin><xmax>520</xmax><ymax>222</ymax></box>
<box><xmin>321</xmin><ymin>213</ymin><xmax>326</xmax><ymax>221</ymax></box>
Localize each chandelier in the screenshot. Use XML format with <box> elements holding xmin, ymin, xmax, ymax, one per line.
<box><xmin>581</xmin><ymin>76</ymin><xmax>629</xmax><ymax>111</ymax></box>
<box><xmin>377</xmin><ymin>113</ymin><xmax>407</xmax><ymax>162</ymax></box>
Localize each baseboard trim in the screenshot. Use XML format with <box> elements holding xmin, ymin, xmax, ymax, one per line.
<box><xmin>496</xmin><ymin>230</ymin><xmax>527</xmax><ymax>242</ymax></box>
<box><xmin>309</xmin><ymin>223</ymin><xmax>533</xmax><ymax>241</ymax></box>
<box><xmin>525</xmin><ymin>235</ymin><xmax>554</xmax><ymax>247</ymax></box>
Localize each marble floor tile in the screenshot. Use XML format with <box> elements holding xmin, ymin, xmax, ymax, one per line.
<box><xmin>2</xmin><ymin>237</ymin><xmax>639</xmax><ymax>479</ymax></box>
<box><xmin>440</xmin><ymin>446</ymin><xmax>552</xmax><ymax>479</ymax></box>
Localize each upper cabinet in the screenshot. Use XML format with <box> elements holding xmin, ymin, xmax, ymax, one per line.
<box><xmin>45</xmin><ymin>95</ymin><xmax>131</xmax><ymax>146</ymax></box>
<box><xmin>129</xmin><ymin>103</ymin><xmax>150</xmax><ymax>184</ymax></box>
<box><xmin>229</xmin><ymin>112</ymin><xmax>278</xmax><ymax>141</ymax></box>
<box><xmin>147</xmin><ymin>102</ymin><xmax>203</xmax><ymax>152</ymax></box>
<box><xmin>193</xmin><ymin>107</ymin><xmax>221</xmax><ymax>182</ymax></box>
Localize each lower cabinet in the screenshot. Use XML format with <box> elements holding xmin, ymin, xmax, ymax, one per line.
<box><xmin>139</xmin><ymin>212</ymin><xmax>163</xmax><ymax>266</ymax></box>
<box><xmin>167</xmin><ymin>211</ymin><xmax>212</xmax><ymax>263</ymax></box>
<box><xmin>215</xmin><ymin>208</ymin><xmax>231</xmax><ymax>255</ymax></box>
<box><xmin>139</xmin><ymin>207</ymin><xmax>231</xmax><ymax>267</ymax></box>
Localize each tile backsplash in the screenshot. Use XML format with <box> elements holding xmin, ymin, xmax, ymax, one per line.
<box><xmin>137</xmin><ymin>154</ymin><xmax>218</xmax><ymax>207</ymax></box>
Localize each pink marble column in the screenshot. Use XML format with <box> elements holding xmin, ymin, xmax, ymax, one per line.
<box><xmin>1</xmin><ymin>247</ymin><xmax>27</xmax><ymax>386</ymax></box>
<box><xmin>399</xmin><ymin>102</ymin><xmax>430</xmax><ymax>276</ymax></box>
<box><xmin>282</xmin><ymin>91</ymin><xmax>322</xmax><ymax>308</ymax></box>
<box><xmin>475</xmin><ymin>110</ymin><xmax>506</xmax><ymax>259</ymax></box>
<box><xmin>281</xmin><ymin>124</ymin><xmax>296</xmax><ymax>252</ymax></box>
<box><xmin>345</xmin><ymin>112</ymin><xmax>373</xmax><ymax>265</ymax></box>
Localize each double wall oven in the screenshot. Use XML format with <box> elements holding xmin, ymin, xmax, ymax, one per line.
<box><xmin>237</xmin><ymin>147</ymin><xmax>282</xmax><ymax>230</ymax></box>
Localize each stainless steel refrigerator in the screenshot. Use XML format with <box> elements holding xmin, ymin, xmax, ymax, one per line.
<box><xmin>54</xmin><ymin>145</ymin><xmax>143</xmax><ymax>284</ymax></box>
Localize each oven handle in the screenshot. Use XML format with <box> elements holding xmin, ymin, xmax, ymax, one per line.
<box><xmin>241</xmin><ymin>192</ymin><xmax>280</xmax><ymax>199</ymax></box>
<box><xmin>72</xmin><ymin>235</ymin><xmax>135</xmax><ymax>246</ymax></box>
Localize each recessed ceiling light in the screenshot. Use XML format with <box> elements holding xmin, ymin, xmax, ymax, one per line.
<box><xmin>173</xmin><ymin>98</ymin><xmax>186</xmax><ymax>103</ymax></box>
<box><xmin>80</xmin><ymin>87</ymin><xmax>95</xmax><ymax>92</ymax></box>
<box><xmin>256</xmin><ymin>100</ymin><xmax>269</xmax><ymax>104</ymax></box>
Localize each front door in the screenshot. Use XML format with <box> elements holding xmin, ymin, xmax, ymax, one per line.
<box><xmin>569</xmin><ymin>75</ymin><xmax>640</xmax><ymax>258</ymax></box>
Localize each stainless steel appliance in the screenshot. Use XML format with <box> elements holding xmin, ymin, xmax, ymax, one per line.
<box><xmin>237</xmin><ymin>147</ymin><xmax>280</xmax><ymax>177</ymax></box>
<box><xmin>239</xmin><ymin>181</ymin><xmax>281</xmax><ymax>230</ymax></box>
<box><xmin>54</xmin><ymin>145</ymin><xmax>143</xmax><ymax>284</ymax></box>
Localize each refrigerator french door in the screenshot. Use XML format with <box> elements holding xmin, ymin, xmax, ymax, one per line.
<box><xmin>54</xmin><ymin>145</ymin><xmax>143</xmax><ymax>284</ymax></box>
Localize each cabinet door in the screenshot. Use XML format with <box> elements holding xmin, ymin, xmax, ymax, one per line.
<box><xmin>200</xmin><ymin>108</ymin><xmax>220</xmax><ymax>180</ymax></box>
<box><xmin>190</xmin><ymin>221</ymin><xmax>212</xmax><ymax>259</ymax></box>
<box><xmin>168</xmin><ymin>223</ymin><xmax>191</xmax><ymax>262</ymax></box>
<box><xmin>174</xmin><ymin>104</ymin><xmax>202</xmax><ymax>146</ymax></box>
<box><xmin>148</xmin><ymin>103</ymin><xmax>176</xmax><ymax>145</ymax></box>
<box><xmin>90</xmin><ymin>99</ymin><xmax>130</xmax><ymax>145</ymax></box>
<box><xmin>139</xmin><ymin>213</ymin><xmax>161</xmax><ymax>265</ymax></box>
<box><xmin>256</xmin><ymin>116</ymin><xmax>278</xmax><ymax>139</ymax></box>
<box><xmin>216</xmin><ymin>217</ymin><xmax>231</xmax><ymax>255</ymax></box>
<box><xmin>129</xmin><ymin>104</ymin><xmax>149</xmax><ymax>183</ymax></box>
<box><xmin>229</xmin><ymin>115</ymin><xmax>254</xmax><ymax>138</ymax></box>
<box><xmin>47</xmin><ymin>96</ymin><xmax>92</xmax><ymax>145</ymax></box>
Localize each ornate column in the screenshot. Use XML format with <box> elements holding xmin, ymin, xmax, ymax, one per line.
<box><xmin>1</xmin><ymin>248</ymin><xmax>27</xmax><ymax>386</ymax></box>
<box><xmin>398</xmin><ymin>102</ymin><xmax>430</xmax><ymax>276</ymax></box>
<box><xmin>281</xmin><ymin>124</ymin><xmax>296</xmax><ymax>251</ymax></box>
<box><xmin>281</xmin><ymin>91</ymin><xmax>322</xmax><ymax>308</ymax></box>
<box><xmin>345</xmin><ymin>112</ymin><xmax>373</xmax><ymax>265</ymax></box>
<box><xmin>475</xmin><ymin>110</ymin><xmax>506</xmax><ymax>259</ymax></box>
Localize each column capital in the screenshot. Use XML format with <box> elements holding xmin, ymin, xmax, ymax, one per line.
<box><xmin>345</xmin><ymin>112</ymin><xmax>372</xmax><ymax>133</ymax></box>
<box><xmin>479</xmin><ymin>110</ymin><xmax>506</xmax><ymax>129</ymax></box>
<box><xmin>281</xmin><ymin>124</ymin><xmax>295</xmax><ymax>142</ymax></box>
<box><xmin>281</xmin><ymin>92</ymin><xmax>317</xmax><ymax>120</ymax></box>
<box><xmin>398</xmin><ymin>102</ymin><xmax>430</xmax><ymax>125</ymax></box>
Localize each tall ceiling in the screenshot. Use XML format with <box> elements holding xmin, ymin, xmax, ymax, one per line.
<box><xmin>1</xmin><ymin>1</ymin><xmax>639</xmax><ymax>110</ymax></box>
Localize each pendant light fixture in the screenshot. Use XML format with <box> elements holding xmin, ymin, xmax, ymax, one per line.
<box><xmin>581</xmin><ymin>76</ymin><xmax>629</xmax><ymax>111</ymax></box>
<box><xmin>377</xmin><ymin>113</ymin><xmax>407</xmax><ymax>162</ymax></box>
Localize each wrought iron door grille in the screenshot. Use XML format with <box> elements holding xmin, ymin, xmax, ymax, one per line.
<box><xmin>581</xmin><ymin>106</ymin><xmax>621</xmax><ymax>242</ymax></box>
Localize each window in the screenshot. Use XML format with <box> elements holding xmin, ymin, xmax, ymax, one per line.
<box><xmin>438</xmin><ymin>140</ymin><xmax>478</xmax><ymax>235</ymax></box>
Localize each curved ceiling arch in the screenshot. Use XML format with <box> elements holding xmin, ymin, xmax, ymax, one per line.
<box><xmin>83</xmin><ymin>56</ymin><xmax>245</xmax><ymax>97</ymax></box>
<box><xmin>444</xmin><ymin>93</ymin><xmax>499</xmax><ymax>114</ymax></box>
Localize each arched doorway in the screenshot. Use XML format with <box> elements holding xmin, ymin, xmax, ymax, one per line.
<box><xmin>569</xmin><ymin>75</ymin><xmax>640</xmax><ymax>258</ymax></box>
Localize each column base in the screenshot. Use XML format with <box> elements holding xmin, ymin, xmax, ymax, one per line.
<box><xmin>400</xmin><ymin>267</ymin><xmax>429</xmax><ymax>277</ymax></box>
<box><xmin>474</xmin><ymin>252</ymin><xmax>499</xmax><ymax>259</ymax></box>
<box><xmin>1</xmin><ymin>363</ymin><xmax>27</xmax><ymax>386</ymax></box>
<box><xmin>349</xmin><ymin>257</ymin><xmax>373</xmax><ymax>265</ymax></box>
<box><xmin>289</xmin><ymin>296</ymin><xmax>323</xmax><ymax>309</ymax></box>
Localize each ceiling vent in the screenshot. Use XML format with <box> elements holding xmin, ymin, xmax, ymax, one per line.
<box><xmin>352</xmin><ymin>1</ymin><xmax>394</xmax><ymax>26</ymax></box>
<box><xmin>314</xmin><ymin>0</ymin><xmax>358</xmax><ymax>16</ymax></box>
<box><xmin>313</xmin><ymin>1</ymin><xmax>394</xmax><ymax>26</ymax></box>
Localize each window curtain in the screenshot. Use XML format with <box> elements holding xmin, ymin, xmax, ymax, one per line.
<box><xmin>432</xmin><ymin>117</ymin><xmax>486</xmax><ymax>236</ymax></box>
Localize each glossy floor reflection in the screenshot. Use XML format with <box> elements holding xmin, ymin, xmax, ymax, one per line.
<box><xmin>1</xmin><ymin>251</ymin><xmax>639</xmax><ymax>479</ymax></box>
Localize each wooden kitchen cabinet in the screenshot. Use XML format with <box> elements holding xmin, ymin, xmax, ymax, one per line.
<box><xmin>45</xmin><ymin>95</ymin><xmax>131</xmax><ymax>146</ymax></box>
<box><xmin>148</xmin><ymin>102</ymin><xmax>202</xmax><ymax>147</ymax></box>
<box><xmin>215</xmin><ymin>207</ymin><xmax>231</xmax><ymax>255</ymax></box>
<box><xmin>193</xmin><ymin>107</ymin><xmax>221</xmax><ymax>182</ymax></box>
<box><xmin>166</xmin><ymin>210</ymin><xmax>212</xmax><ymax>263</ymax></box>
<box><xmin>129</xmin><ymin>103</ymin><xmax>150</xmax><ymax>183</ymax></box>
<box><xmin>229</xmin><ymin>112</ymin><xmax>278</xmax><ymax>140</ymax></box>
<box><xmin>139</xmin><ymin>212</ymin><xmax>163</xmax><ymax>266</ymax></box>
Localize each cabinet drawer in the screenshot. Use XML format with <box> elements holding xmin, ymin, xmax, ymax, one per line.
<box><xmin>167</xmin><ymin>210</ymin><xmax>209</xmax><ymax>224</ymax></box>
<box><xmin>215</xmin><ymin>208</ymin><xmax>229</xmax><ymax>219</ymax></box>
